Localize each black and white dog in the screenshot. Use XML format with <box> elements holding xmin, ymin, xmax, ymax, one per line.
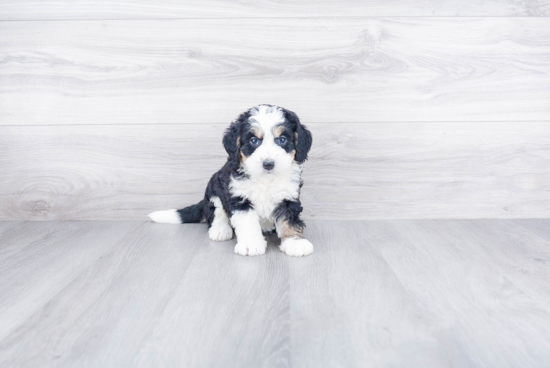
<box><xmin>148</xmin><ymin>104</ymin><xmax>313</xmax><ymax>257</ymax></box>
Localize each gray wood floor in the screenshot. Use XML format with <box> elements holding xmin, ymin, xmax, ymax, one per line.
<box><xmin>1</xmin><ymin>220</ymin><xmax>550</xmax><ymax>367</ymax></box>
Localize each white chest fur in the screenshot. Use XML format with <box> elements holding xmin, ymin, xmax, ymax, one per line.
<box><xmin>229</xmin><ymin>163</ymin><xmax>302</xmax><ymax>222</ymax></box>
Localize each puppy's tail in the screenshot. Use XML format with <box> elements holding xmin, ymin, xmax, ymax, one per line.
<box><xmin>148</xmin><ymin>200</ymin><xmax>205</xmax><ymax>224</ymax></box>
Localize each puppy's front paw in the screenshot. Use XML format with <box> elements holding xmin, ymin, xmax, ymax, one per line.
<box><xmin>280</xmin><ymin>238</ymin><xmax>313</xmax><ymax>257</ymax></box>
<box><xmin>209</xmin><ymin>222</ymin><xmax>233</xmax><ymax>242</ymax></box>
<box><xmin>234</xmin><ymin>238</ymin><xmax>267</xmax><ymax>256</ymax></box>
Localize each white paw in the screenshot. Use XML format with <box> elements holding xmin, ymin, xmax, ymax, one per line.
<box><xmin>209</xmin><ymin>222</ymin><xmax>233</xmax><ymax>242</ymax></box>
<box><xmin>280</xmin><ymin>238</ymin><xmax>313</xmax><ymax>257</ymax></box>
<box><xmin>234</xmin><ymin>238</ymin><xmax>267</xmax><ymax>256</ymax></box>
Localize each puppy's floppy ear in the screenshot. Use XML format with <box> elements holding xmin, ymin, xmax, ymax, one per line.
<box><xmin>285</xmin><ymin>109</ymin><xmax>312</xmax><ymax>164</ymax></box>
<box><xmin>223</xmin><ymin>111</ymin><xmax>248</xmax><ymax>165</ymax></box>
<box><xmin>223</xmin><ymin>122</ymin><xmax>241</xmax><ymax>165</ymax></box>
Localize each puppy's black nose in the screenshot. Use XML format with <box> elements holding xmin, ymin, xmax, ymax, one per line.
<box><xmin>263</xmin><ymin>161</ymin><xmax>275</xmax><ymax>171</ymax></box>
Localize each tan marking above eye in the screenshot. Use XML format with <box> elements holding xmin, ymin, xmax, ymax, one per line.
<box><xmin>273</xmin><ymin>125</ymin><xmax>285</xmax><ymax>138</ymax></box>
<box><xmin>250</xmin><ymin>126</ymin><xmax>263</xmax><ymax>139</ymax></box>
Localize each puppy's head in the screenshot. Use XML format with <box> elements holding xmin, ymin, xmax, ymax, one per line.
<box><xmin>223</xmin><ymin>104</ymin><xmax>312</xmax><ymax>176</ymax></box>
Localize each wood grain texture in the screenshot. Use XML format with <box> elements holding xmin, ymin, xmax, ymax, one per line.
<box><xmin>1</xmin><ymin>0</ymin><xmax>550</xmax><ymax>20</ymax></box>
<box><xmin>0</xmin><ymin>223</ymin><xmax>204</xmax><ymax>367</ymax></box>
<box><xmin>1</xmin><ymin>122</ymin><xmax>550</xmax><ymax>221</ymax></box>
<box><xmin>422</xmin><ymin>219</ymin><xmax>550</xmax><ymax>308</ymax></box>
<box><xmin>362</xmin><ymin>220</ymin><xmax>550</xmax><ymax>368</ymax></box>
<box><xmin>0</xmin><ymin>222</ymin><xmax>289</xmax><ymax>368</ymax></box>
<box><xmin>135</xmin><ymin>232</ymin><xmax>289</xmax><ymax>368</ymax></box>
<box><xmin>289</xmin><ymin>221</ymin><xmax>451</xmax><ymax>367</ymax></box>
<box><xmin>2</xmin><ymin>220</ymin><xmax>550</xmax><ymax>367</ymax></box>
<box><xmin>0</xmin><ymin>222</ymin><xmax>55</xmax><ymax>262</ymax></box>
<box><xmin>0</xmin><ymin>221</ymin><xmax>143</xmax><ymax>342</ymax></box>
<box><xmin>291</xmin><ymin>220</ymin><xmax>550</xmax><ymax>368</ymax></box>
<box><xmin>511</xmin><ymin>218</ymin><xmax>550</xmax><ymax>241</ymax></box>
<box><xmin>1</xmin><ymin>18</ymin><xmax>550</xmax><ymax>125</ymax></box>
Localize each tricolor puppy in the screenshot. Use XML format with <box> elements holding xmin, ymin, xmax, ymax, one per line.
<box><xmin>148</xmin><ymin>104</ymin><xmax>313</xmax><ymax>257</ymax></box>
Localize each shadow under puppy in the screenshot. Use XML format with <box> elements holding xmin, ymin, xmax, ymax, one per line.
<box><xmin>148</xmin><ymin>104</ymin><xmax>313</xmax><ymax>257</ymax></box>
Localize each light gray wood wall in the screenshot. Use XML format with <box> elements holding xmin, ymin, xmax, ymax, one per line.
<box><xmin>2</xmin><ymin>18</ymin><xmax>550</xmax><ymax>125</ymax></box>
<box><xmin>1</xmin><ymin>2</ymin><xmax>550</xmax><ymax>220</ymax></box>
<box><xmin>1</xmin><ymin>0</ymin><xmax>549</xmax><ymax>19</ymax></box>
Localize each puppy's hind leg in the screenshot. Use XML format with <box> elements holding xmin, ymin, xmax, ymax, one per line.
<box><xmin>208</xmin><ymin>197</ymin><xmax>234</xmax><ymax>242</ymax></box>
<box><xmin>275</xmin><ymin>200</ymin><xmax>313</xmax><ymax>257</ymax></box>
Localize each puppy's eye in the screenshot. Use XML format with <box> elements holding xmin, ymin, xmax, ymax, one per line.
<box><xmin>277</xmin><ymin>136</ymin><xmax>287</xmax><ymax>144</ymax></box>
<box><xmin>250</xmin><ymin>137</ymin><xmax>260</xmax><ymax>145</ymax></box>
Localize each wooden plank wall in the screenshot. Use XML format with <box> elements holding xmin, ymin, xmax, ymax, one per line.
<box><xmin>1</xmin><ymin>2</ymin><xmax>550</xmax><ymax>220</ymax></box>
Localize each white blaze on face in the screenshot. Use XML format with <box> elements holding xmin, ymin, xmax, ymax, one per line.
<box><xmin>244</xmin><ymin>105</ymin><xmax>294</xmax><ymax>177</ymax></box>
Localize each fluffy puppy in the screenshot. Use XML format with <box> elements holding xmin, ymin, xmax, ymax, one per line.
<box><xmin>148</xmin><ymin>104</ymin><xmax>313</xmax><ymax>257</ymax></box>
